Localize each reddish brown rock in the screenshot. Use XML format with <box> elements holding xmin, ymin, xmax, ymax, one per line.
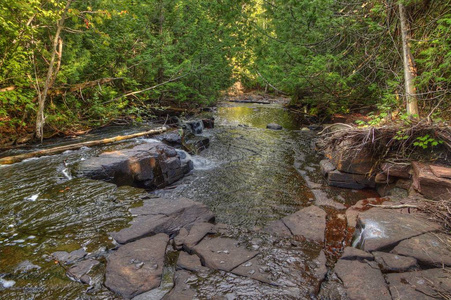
<box><xmin>373</xmin><ymin>252</ymin><xmax>418</xmax><ymax>273</ymax></box>
<box><xmin>105</xmin><ymin>234</ymin><xmax>169</xmax><ymax>299</ymax></box>
<box><xmin>430</xmin><ymin>164</ymin><xmax>451</xmax><ymax>179</ymax></box>
<box><xmin>334</xmin><ymin>259</ymin><xmax>391</xmax><ymax>300</ymax></box>
<box><xmin>282</xmin><ymin>205</ymin><xmax>326</xmax><ymax>243</ymax></box>
<box><xmin>392</xmin><ymin>232</ymin><xmax>451</xmax><ymax>267</ymax></box>
<box><xmin>325</xmin><ymin>140</ymin><xmax>376</xmax><ymax>175</ymax></box>
<box><xmin>192</xmin><ymin>237</ymin><xmax>258</xmax><ymax>272</ymax></box>
<box><xmin>412</xmin><ymin>162</ymin><xmax>451</xmax><ymax>200</ymax></box>
<box><xmin>386</xmin><ymin>268</ymin><xmax>451</xmax><ymax>300</ymax></box>
<box><xmin>177</xmin><ymin>251</ymin><xmax>209</xmax><ymax>273</ymax></box>
<box><xmin>381</xmin><ymin>162</ymin><xmax>411</xmax><ymax>179</ymax></box>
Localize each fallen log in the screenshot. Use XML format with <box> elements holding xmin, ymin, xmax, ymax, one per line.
<box><xmin>0</xmin><ymin>126</ymin><xmax>169</xmax><ymax>165</ymax></box>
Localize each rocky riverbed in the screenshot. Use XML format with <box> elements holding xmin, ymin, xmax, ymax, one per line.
<box><xmin>1</xmin><ymin>101</ymin><xmax>450</xmax><ymax>299</ymax></box>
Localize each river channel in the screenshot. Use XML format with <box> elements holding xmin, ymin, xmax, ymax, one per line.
<box><xmin>0</xmin><ymin>101</ymin><xmax>377</xmax><ymax>299</ymax></box>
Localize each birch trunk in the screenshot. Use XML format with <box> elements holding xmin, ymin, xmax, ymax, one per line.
<box><xmin>35</xmin><ymin>0</ymin><xmax>72</xmax><ymax>141</ymax></box>
<box><xmin>398</xmin><ymin>3</ymin><xmax>419</xmax><ymax>117</ymax></box>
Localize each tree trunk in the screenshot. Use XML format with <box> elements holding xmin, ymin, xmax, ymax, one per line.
<box><xmin>36</xmin><ymin>0</ymin><xmax>72</xmax><ymax>142</ymax></box>
<box><xmin>398</xmin><ymin>3</ymin><xmax>419</xmax><ymax>117</ymax></box>
<box><xmin>0</xmin><ymin>127</ymin><xmax>170</xmax><ymax>165</ymax></box>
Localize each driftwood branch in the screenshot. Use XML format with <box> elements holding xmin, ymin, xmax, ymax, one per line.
<box><xmin>256</xmin><ymin>71</ymin><xmax>288</xmax><ymax>95</ymax></box>
<box><xmin>0</xmin><ymin>127</ymin><xmax>169</xmax><ymax>165</ymax></box>
<box><xmin>368</xmin><ymin>204</ymin><xmax>418</xmax><ymax>209</ymax></box>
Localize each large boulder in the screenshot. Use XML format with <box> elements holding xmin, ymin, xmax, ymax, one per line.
<box><xmin>326</xmin><ymin>169</ymin><xmax>375</xmax><ymax>190</ymax></box>
<box><xmin>325</xmin><ymin>139</ymin><xmax>376</xmax><ymax>175</ymax></box>
<box><xmin>110</xmin><ymin>197</ymin><xmax>214</xmax><ymax>244</ymax></box>
<box><xmin>412</xmin><ymin>162</ymin><xmax>451</xmax><ymax>200</ymax></box>
<box><xmin>78</xmin><ymin>142</ymin><xmax>192</xmax><ymax>188</ymax></box>
<box><xmin>105</xmin><ymin>234</ymin><xmax>169</xmax><ymax>299</ymax></box>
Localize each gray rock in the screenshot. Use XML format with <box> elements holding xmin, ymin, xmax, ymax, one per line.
<box><xmin>67</xmin><ymin>259</ymin><xmax>100</xmax><ymax>284</ymax></box>
<box><xmin>183</xmin><ymin>120</ymin><xmax>204</xmax><ymax>135</ymax></box>
<box><xmin>192</xmin><ymin>237</ymin><xmax>259</xmax><ymax>272</ymax></box>
<box><xmin>355</xmin><ymin>208</ymin><xmax>441</xmax><ymax>252</ymax></box>
<box><xmin>163</xmin><ymin>270</ymin><xmax>197</xmax><ymax>300</ymax></box>
<box><xmin>51</xmin><ymin>248</ymin><xmax>87</xmax><ymax>265</ymax></box>
<box><xmin>341</xmin><ymin>247</ymin><xmax>374</xmax><ymax>261</ymax></box>
<box><xmin>313</xmin><ymin>250</ymin><xmax>328</xmax><ymax>280</ymax></box>
<box><xmin>386</xmin><ymin>268</ymin><xmax>451</xmax><ymax>300</ymax></box>
<box><xmin>320</xmin><ymin>159</ymin><xmax>336</xmax><ymax>176</ymax></box>
<box><xmin>111</xmin><ymin>197</ymin><xmax>214</xmax><ymax>244</ymax></box>
<box><xmin>373</xmin><ymin>252</ymin><xmax>417</xmax><ymax>272</ymax></box>
<box><xmin>325</xmin><ymin>139</ymin><xmax>376</xmax><ymax>175</ymax></box>
<box><xmin>266</xmin><ymin>123</ymin><xmax>283</xmax><ymax>130</ymax></box>
<box><xmin>282</xmin><ymin>205</ymin><xmax>326</xmax><ymax>242</ymax></box>
<box><xmin>392</xmin><ymin>232</ymin><xmax>451</xmax><ymax>267</ymax></box>
<box><xmin>334</xmin><ymin>259</ymin><xmax>391</xmax><ymax>300</ymax></box>
<box><xmin>177</xmin><ymin>251</ymin><xmax>209</xmax><ymax>273</ymax></box>
<box><xmin>105</xmin><ymin>234</ymin><xmax>169</xmax><ymax>299</ymax></box>
<box><xmin>174</xmin><ymin>228</ymin><xmax>189</xmax><ymax>250</ymax></box>
<box><xmin>159</xmin><ymin>132</ymin><xmax>182</xmax><ymax>145</ymax></box>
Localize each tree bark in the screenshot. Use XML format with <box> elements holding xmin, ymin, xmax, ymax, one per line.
<box><xmin>36</xmin><ymin>0</ymin><xmax>72</xmax><ymax>142</ymax></box>
<box><xmin>398</xmin><ymin>3</ymin><xmax>419</xmax><ymax>117</ymax></box>
<box><xmin>0</xmin><ymin>127</ymin><xmax>170</xmax><ymax>165</ymax></box>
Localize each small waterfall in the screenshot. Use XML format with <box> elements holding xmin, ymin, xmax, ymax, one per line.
<box><xmin>177</xmin><ymin>150</ymin><xmax>217</xmax><ymax>171</ymax></box>
<box><xmin>351</xmin><ymin>220</ymin><xmax>386</xmax><ymax>249</ymax></box>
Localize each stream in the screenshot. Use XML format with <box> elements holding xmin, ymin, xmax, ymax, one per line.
<box><xmin>0</xmin><ymin>101</ymin><xmax>378</xmax><ymax>299</ymax></box>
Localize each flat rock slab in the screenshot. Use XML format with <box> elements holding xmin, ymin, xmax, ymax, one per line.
<box><xmin>105</xmin><ymin>234</ymin><xmax>169</xmax><ymax>299</ymax></box>
<box><xmin>430</xmin><ymin>164</ymin><xmax>451</xmax><ymax>179</ymax></box>
<box><xmin>162</xmin><ymin>270</ymin><xmax>197</xmax><ymax>300</ymax></box>
<box><xmin>192</xmin><ymin>237</ymin><xmax>259</xmax><ymax>272</ymax></box>
<box><xmin>111</xmin><ymin>197</ymin><xmax>214</xmax><ymax>244</ymax></box>
<box><xmin>180</xmin><ymin>222</ymin><xmax>215</xmax><ymax>251</ymax></box>
<box><xmin>177</xmin><ymin>251</ymin><xmax>209</xmax><ymax>273</ymax></box>
<box><xmin>392</xmin><ymin>232</ymin><xmax>451</xmax><ymax>267</ymax></box>
<box><xmin>373</xmin><ymin>252</ymin><xmax>417</xmax><ymax>273</ymax></box>
<box><xmin>340</xmin><ymin>247</ymin><xmax>374</xmax><ymax>261</ymax></box>
<box><xmin>231</xmin><ymin>256</ymin><xmax>275</xmax><ymax>285</ymax></box>
<box><xmin>386</xmin><ymin>268</ymin><xmax>451</xmax><ymax>300</ymax></box>
<box><xmin>334</xmin><ymin>259</ymin><xmax>391</xmax><ymax>300</ymax></box>
<box><xmin>262</xmin><ymin>220</ymin><xmax>292</xmax><ymax>237</ymax></box>
<box><xmin>355</xmin><ymin>208</ymin><xmax>441</xmax><ymax>252</ymax></box>
<box><xmin>282</xmin><ymin>205</ymin><xmax>326</xmax><ymax>243</ymax></box>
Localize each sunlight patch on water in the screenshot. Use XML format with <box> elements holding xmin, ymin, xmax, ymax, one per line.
<box><xmin>25</xmin><ymin>193</ymin><xmax>40</xmax><ymax>202</ymax></box>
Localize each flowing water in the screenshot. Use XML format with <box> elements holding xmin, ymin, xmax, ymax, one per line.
<box><xmin>0</xmin><ymin>101</ymin><xmax>377</xmax><ymax>299</ymax></box>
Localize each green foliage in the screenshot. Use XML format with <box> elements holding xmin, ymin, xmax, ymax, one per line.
<box><xmin>413</xmin><ymin>134</ymin><xmax>443</xmax><ymax>149</ymax></box>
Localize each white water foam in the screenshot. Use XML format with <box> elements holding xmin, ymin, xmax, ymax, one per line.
<box><xmin>0</xmin><ymin>278</ymin><xmax>16</xmax><ymax>288</ymax></box>
<box><xmin>25</xmin><ymin>193</ymin><xmax>40</xmax><ymax>202</ymax></box>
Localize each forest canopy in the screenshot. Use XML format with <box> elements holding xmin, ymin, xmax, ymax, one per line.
<box><xmin>1</xmin><ymin>0</ymin><xmax>450</xmax><ymax>142</ymax></box>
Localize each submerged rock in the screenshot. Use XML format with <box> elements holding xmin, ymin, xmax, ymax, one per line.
<box><xmin>51</xmin><ymin>248</ymin><xmax>87</xmax><ymax>265</ymax></box>
<box><xmin>110</xmin><ymin>197</ymin><xmax>214</xmax><ymax>244</ymax></box>
<box><xmin>67</xmin><ymin>259</ymin><xmax>99</xmax><ymax>284</ymax></box>
<box><xmin>105</xmin><ymin>234</ymin><xmax>169</xmax><ymax>299</ymax></box>
<box><xmin>266</xmin><ymin>123</ymin><xmax>283</xmax><ymax>130</ymax></box>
